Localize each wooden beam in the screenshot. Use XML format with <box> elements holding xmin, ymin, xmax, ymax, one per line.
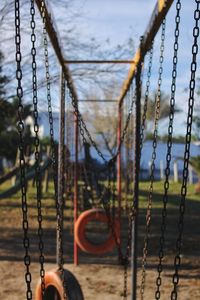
<box><xmin>64</xmin><ymin>60</ymin><xmax>135</xmax><ymax>64</ymax></box>
<box><xmin>78</xmin><ymin>99</ymin><xmax>117</xmax><ymax>102</ymax></box>
<box><xmin>118</xmin><ymin>0</ymin><xmax>174</xmax><ymax>107</ymax></box>
<box><xmin>34</xmin><ymin>0</ymin><xmax>78</xmax><ymax>102</ymax></box>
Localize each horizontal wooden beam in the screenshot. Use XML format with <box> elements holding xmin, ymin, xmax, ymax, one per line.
<box><xmin>118</xmin><ymin>0</ymin><xmax>174</xmax><ymax>107</ymax></box>
<box><xmin>34</xmin><ymin>0</ymin><xmax>78</xmax><ymax>103</ymax></box>
<box><xmin>64</xmin><ymin>60</ymin><xmax>135</xmax><ymax>64</ymax></box>
<box><xmin>78</xmin><ymin>99</ymin><xmax>117</xmax><ymax>102</ymax></box>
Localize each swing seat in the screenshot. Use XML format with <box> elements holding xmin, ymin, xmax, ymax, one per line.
<box><xmin>75</xmin><ymin>208</ymin><xmax>120</xmax><ymax>255</ymax></box>
<box><xmin>35</xmin><ymin>269</ymin><xmax>84</xmax><ymax>300</ymax></box>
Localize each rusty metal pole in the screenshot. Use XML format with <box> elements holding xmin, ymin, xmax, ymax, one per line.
<box><xmin>117</xmin><ymin>105</ymin><xmax>122</xmax><ymax>250</ymax></box>
<box><xmin>74</xmin><ymin>108</ymin><xmax>79</xmax><ymax>265</ymax></box>
<box><xmin>131</xmin><ymin>49</ymin><xmax>143</xmax><ymax>300</ymax></box>
<box><xmin>56</xmin><ymin>68</ymin><xmax>65</xmax><ymax>266</ymax></box>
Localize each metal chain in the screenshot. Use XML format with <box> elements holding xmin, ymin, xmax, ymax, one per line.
<box><xmin>57</xmin><ymin>72</ymin><xmax>69</xmax><ymax>300</ymax></box>
<box><xmin>40</xmin><ymin>0</ymin><xmax>58</xmax><ymax>199</ymax></box>
<box><xmin>123</xmin><ymin>61</ymin><xmax>143</xmax><ymax>300</ymax></box>
<box><xmin>155</xmin><ymin>2</ymin><xmax>181</xmax><ymax>298</ymax></box>
<box><xmin>171</xmin><ymin>2</ymin><xmax>200</xmax><ymax>299</ymax></box>
<box><xmin>30</xmin><ymin>1</ymin><xmax>46</xmax><ymax>296</ymax></box>
<box><xmin>69</xmin><ymin>86</ymin><xmax>136</xmax><ymax>166</ymax></box>
<box><xmin>40</xmin><ymin>4</ymin><xmax>69</xmax><ymax>298</ymax></box>
<box><xmin>15</xmin><ymin>0</ymin><xmax>32</xmax><ymax>299</ymax></box>
<box><xmin>140</xmin><ymin>43</ymin><xmax>154</xmax><ymax>156</ymax></box>
<box><xmin>70</xmin><ymin>95</ymin><xmax>107</xmax><ymax>163</ymax></box>
<box><xmin>140</xmin><ymin>20</ymin><xmax>166</xmax><ymax>299</ymax></box>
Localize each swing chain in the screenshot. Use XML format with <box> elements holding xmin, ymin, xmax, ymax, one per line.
<box><xmin>69</xmin><ymin>85</ymin><xmax>135</xmax><ymax>166</ymax></box>
<box><xmin>171</xmin><ymin>2</ymin><xmax>200</xmax><ymax>299</ymax></box>
<box><xmin>155</xmin><ymin>1</ymin><xmax>181</xmax><ymax>298</ymax></box>
<box><xmin>70</xmin><ymin>96</ymin><xmax>107</xmax><ymax>163</ymax></box>
<box><xmin>40</xmin><ymin>0</ymin><xmax>58</xmax><ymax>195</ymax></box>
<box><xmin>140</xmin><ymin>19</ymin><xmax>166</xmax><ymax>299</ymax></box>
<box><xmin>140</xmin><ymin>43</ymin><xmax>154</xmax><ymax>155</ymax></box>
<box><xmin>57</xmin><ymin>73</ymin><xmax>68</xmax><ymax>300</ymax></box>
<box><xmin>30</xmin><ymin>0</ymin><xmax>46</xmax><ymax>294</ymax></box>
<box><xmin>15</xmin><ymin>0</ymin><xmax>32</xmax><ymax>298</ymax></box>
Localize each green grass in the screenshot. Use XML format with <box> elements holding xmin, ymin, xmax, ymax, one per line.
<box><xmin>138</xmin><ymin>180</ymin><xmax>200</xmax><ymax>209</ymax></box>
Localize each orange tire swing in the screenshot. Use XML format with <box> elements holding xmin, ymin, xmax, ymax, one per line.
<box><xmin>35</xmin><ymin>269</ymin><xmax>84</xmax><ymax>300</ymax></box>
<box><xmin>75</xmin><ymin>208</ymin><xmax>120</xmax><ymax>255</ymax></box>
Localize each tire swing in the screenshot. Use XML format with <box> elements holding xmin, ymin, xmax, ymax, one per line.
<box><xmin>14</xmin><ymin>1</ymin><xmax>84</xmax><ymax>299</ymax></box>
<box><xmin>35</xmin><ymin>2</ymin><xmax>84</xmax><ymax>299</ymax></box>
<box><xmin>35</xmin><ymin>269</ymin><xmax>84</xmax><ymax>300</ymax></box>
<box><xmin>72</xmin><ymin>99</ymin><xmax>121</xmax><ymax>257</ymax></box>
<box><xmin>75</xmin><ymin>208</ymin><xmax>120</xmax><ymax>255</ymax></box>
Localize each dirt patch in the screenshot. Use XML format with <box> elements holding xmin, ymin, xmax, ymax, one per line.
<box><xmin>0</xmin><ymin>189</ymin><xmax>199</xmax><ymax>299</ymax></box>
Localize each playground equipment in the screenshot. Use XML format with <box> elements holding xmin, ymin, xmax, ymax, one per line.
<box><xmin>0</xmin><ymin>159</ymin><xmax>50</xmax><ymax>199</ymax></box>
<box><xmin>13</xmin><ymin>0</ymin><xmax>200</xmax><ymax>299</ymax></box>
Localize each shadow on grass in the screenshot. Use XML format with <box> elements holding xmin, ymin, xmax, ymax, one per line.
<box><xmin>0</xmin><ymin>189</ymin><xmax>199</xmax><ymax>268</ymax></box>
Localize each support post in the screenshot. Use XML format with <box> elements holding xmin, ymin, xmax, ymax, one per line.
<box><xmin>131</xmin><ymin>53</ymin><xmax>143</xmax><ymax>300</ymax></box>
<box><xmin>117</xmin><ymin>106</ymin><xmax>122</xmax><ymax>249</ymax></box>
<box><xmin>160</xmin><ymin>160</ymin><xmax>164</xmax><ymax>180</ymax></box>
<box><xmin>74</xmin><ymin>108</ymin><xmax>79</xmax><ymax>265</ymax></box>
<box><xmin>43</xmin><ymin>145</ymin><xmax>50</xmax><ymax>193</ymax></box>
<box><xmin>173</xmin><ymin>161</ymin><xmax>178</xmax><ymax>182</ymax></box>
<box><xmin>56</xmin><ymin>68</ymin><xmax>65</xmax><ymax>267</ymax></box>
<box><xmin>189</xmin><ymin>165</ymin><xmax>193</xmax><ymax>185</ymax></box>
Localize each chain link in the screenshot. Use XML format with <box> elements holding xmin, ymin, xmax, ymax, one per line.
<box><xmin>154</xmin><ymin>2</ymin><xmax>181</xmax><ymax>299</ymax></box>
<box><xmin>15</xmin><ymin>0</ymin><xmax>32</xmax><ymax>299</ymax></box>
<box><xmin>30</xmin><ymin>1</ymin><xmax>46</xmax><ymax>296</ymax></box>
<box><xmin>140</xmin><ymin>20</ymin><xmax>166</xmax><ymax>299</ymax></box>
<box><xmin>140</xmin><ymin>43</ymin><xmax>154</xmax><ymax>156</ymax></box>
<box><xmin>69</xmin><ymin>84</ymin><xmax>136</xmax><ymax>166</ymax></box>
<box><xmin>57</xmin><ymin>72</ymin><xmax>68</xmax><ymax>300</ymax></box>
<box><xmin>40</xmin><ymin>0</ymin><xmax>58</xmax><ymax>186</ymax></box>
<box><xmin>171</xmin><ymin>2</ymin><xmax>200</xmax><ymax>299</ymax></box>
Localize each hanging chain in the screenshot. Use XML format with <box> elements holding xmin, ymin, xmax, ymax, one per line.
<box><xmin>171</xmin><ymin>2</ymin><xmax>200</xmax><ymax>299</ymax></box>
<box><xmin>140</xmin><ymin>43</ymin><xmax>154</xmax><ymax>156</ymax></box>
<box><xmin>70</xmin><ymin>95</ymin><xmax>107</xmax><ymax>163</ymax></box>
<box><xmin>57</xmin><ymin>73</ymin><xmax>69</xmax><ymax>300</ymax></box>
<box><xmin>30</xmin><ymin>0</ymin><xmax>46</xmax><ymax>295</ymax></box>
<box><xmin>122</xmin><ymin>57</ymin><xmax>144</xmax><ymax>300</ymax></box>
<box><xmin>40</xmin><ymin>0</ymin><xmax>58</xmax><ymax>199</ymax></box>
<box><xmin>140</xmin><ymin>20</ymin><xmax>166</xmax><ymax>299</ymax></box>
<box><xmin>40</xmin><ymin>3</ymin><xmax>69</xmax><ymax>298</ymax></box>
<box><xmin>155</xmin><ymin>2</ymin><xmax>181</xmax><ymax>299</ymax></box>
<box><xmin>69</xmin><ymin>86</ymin><xmax>136</xmax><ymax>166</ymax></box>
<box><xmin>15</xmin><ymin>0</ymin><xmax>32</xmax><ymax>299</ymax></box>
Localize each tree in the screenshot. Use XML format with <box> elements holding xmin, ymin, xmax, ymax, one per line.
<box><xmin>145</xmin><ymin>90</ymin><xmax>180</xmax><ymax>121</ymax></box>
<box><xmin>0</xmin><ymin>50</ymin><xmax>33</xmax><ymax>164</ymax></box>
<box><xmin>0</xmin><ymin>0</ymin><xmax>135</xmax><ymax>102</ymax></box>
<box><xmin>83</xmin><ymin>82</ymin><xmax>119</xmax><ymax>157</ymax></box>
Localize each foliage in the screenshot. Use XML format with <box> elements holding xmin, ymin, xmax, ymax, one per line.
<box><xmin>144</xmin><ymin>90</ymin><xmax>181</xmax><ymax>122</ymax></box>
<box><xmin>189</xmin><ymin>156</ymin><xmax>200</xmax><ymax>176</ymax></box>
<box><xmin>0</xmin><ymin>50</ymin><xmax>33</xmax><ymax>163</ymax></box>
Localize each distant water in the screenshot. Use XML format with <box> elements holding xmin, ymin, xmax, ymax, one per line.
<box><xmin>88</xmin><ymin>140</ymin><xmax>200</xmax><ymax>182</ymax></box>
<box><xmin>89</xmin><ymin>141</ymin><xmax>200</xmax><ymax>167</ymax></box>
<box><xmin>37</xmin><ymin>112</ymin><xmax>200</xmax><ymax>180</ymax></box>
<box><xmin>140</xmin><ymin>140</ymin><xmax>200</xmax><ymax>170</ymax></box>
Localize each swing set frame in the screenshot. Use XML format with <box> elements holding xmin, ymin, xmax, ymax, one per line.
<box><xmin>33</xmin><ymin>1</ymin><xmax>175</xmax><ymax>298</ymax></box>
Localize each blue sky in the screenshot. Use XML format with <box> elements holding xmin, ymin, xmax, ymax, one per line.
<box><xmin>52</xmin><ymin>0</ymin><xmax>198</xmax><ymax>135</ymax></box>
<box><xmin>0</xmin><ymin>0</ymin><xmax>199</xmax><ymax>136</ymax></box>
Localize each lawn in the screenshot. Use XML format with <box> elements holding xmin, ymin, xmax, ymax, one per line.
<box><xmin>0</xmin><ymin>179</ymin><xmax>199</xmax><ymax>299</ymax></box>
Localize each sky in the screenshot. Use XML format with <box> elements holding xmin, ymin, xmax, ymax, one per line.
<box><xmin>49</xmin><ymin>0</ymin><xmax>199</xmax><ymax>135</ymax></box>
<box><xmin>0</xmin><ymin>0</ymin><xmax>199</xmax><ymax>137</ymax></box>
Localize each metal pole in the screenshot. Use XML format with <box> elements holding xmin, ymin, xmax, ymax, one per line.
<box><xmin>74</xmin><ymin>105</ymin><xmax>79</xmax><ymax>265</ymax></box>
<box><xmin>56</xmin><ymin>68</ymin><xmax>65</xmax><ymax>267</ymax></box>
<box><xmin>117</xmin><ymin>106</ymin><xmax>122</xmax><ymax>251</ymax></box>
<box><xmin>131</xmin><ymin>57</ymin><xmax>143</xmax><ymax>300</ymax></box>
